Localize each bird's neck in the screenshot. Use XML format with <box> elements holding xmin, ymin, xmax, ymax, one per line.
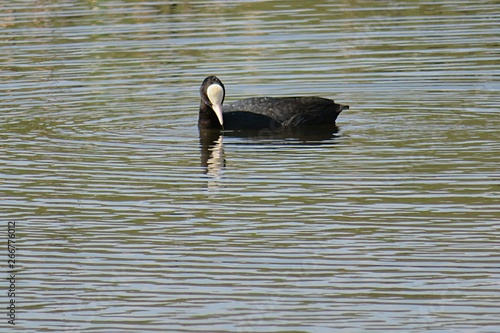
<box><xmin>198</xmin><ymin>102</ymin><xmax>222</xmax><ymax>130</ymax></box>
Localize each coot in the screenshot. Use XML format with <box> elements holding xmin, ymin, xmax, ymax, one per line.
<box><xmin>198</xmin><ymin>75</ymin><xmax>348</xmax><ymax>130</ymax></box>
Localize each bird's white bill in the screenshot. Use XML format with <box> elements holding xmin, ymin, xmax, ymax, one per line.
<box><xmin>211</xmin><ymin>104</ymin><xmax>224</xmax><ymax>127</ymax></box>
<box><xmin>207</xmin><ymin>84</ymin><xmax>224</xmax><ymax>126</ymax></box>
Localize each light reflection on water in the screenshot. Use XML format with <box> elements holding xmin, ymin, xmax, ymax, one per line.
<box><xmin>1</xmin><ymin>0</ymin><xmax>499</xmax><ymax>332</ymax></box>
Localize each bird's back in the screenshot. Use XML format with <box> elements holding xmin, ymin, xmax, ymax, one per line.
<box><xmin>223</xmin><ymin>97</ymin><xmax>347</xmax><ymax>127</ymax></box>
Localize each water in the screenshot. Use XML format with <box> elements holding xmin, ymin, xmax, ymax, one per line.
<box><xmin>1</xmin><ymin>1</ymin><xmax>499</xmax><ymax>332</ymax></box>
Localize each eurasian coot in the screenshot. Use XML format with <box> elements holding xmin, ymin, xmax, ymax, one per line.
<box><xmin>198</xmin><ymin>75</ymin><xmax>348</xmax><ymax>130</ymax></box>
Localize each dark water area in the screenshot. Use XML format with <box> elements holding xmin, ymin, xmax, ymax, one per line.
<box><xmin>1</xmin><ymin>1</ymin><xmax>499</xmax><ymax>332</ymax></box>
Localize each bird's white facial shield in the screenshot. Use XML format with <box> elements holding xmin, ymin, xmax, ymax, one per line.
<box><xmin>206</xmin><ymin>84</ymin><xmax>224</xmax><ymax>126</ymax></box>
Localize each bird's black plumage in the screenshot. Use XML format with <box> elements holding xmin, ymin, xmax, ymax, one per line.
<box><xmin>198</xmin><ymin>75</ymin><xmax>348</xmax><ymax>131</ymax></box>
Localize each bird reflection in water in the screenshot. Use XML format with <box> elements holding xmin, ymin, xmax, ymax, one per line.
<box><xmin>199</xmin><ymin>129</ymin><xmax>226</xmax><ymax>182</ymax></box>
<box><xmin>199</xmin><ymin>125</ymin><xmax>340</xmax><ymax>183</ymax></box>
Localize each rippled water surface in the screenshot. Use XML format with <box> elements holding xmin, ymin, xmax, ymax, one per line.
<box><xmin>2</xmin><ymin>0</ymin><xmax>499</xmax><ymax>332</ymax></box>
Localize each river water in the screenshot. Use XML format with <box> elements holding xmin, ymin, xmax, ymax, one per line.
<box><xmin>1</xmin><ymin>1</ymin><xmax>499</xmax><ymax>332</ymax></box>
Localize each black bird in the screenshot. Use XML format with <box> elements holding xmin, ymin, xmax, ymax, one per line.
<box><xmin>198</xmin><ymin>75</ymin><xmax>348</xmax><ymax>131</ymax></box>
